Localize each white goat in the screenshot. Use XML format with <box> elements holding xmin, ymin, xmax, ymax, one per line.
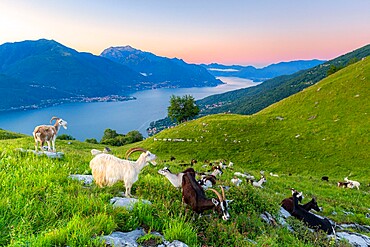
<box><xmin>234</xmin><ymin>172</ymin><xmax>255</xmax><ymax>181</ymax></box>
<box><xmin>33</xmin><ymin>116</ymin><xmax>68</xmax><ymax>152</ymax></box>
<box><xmin>231</xmin><ymin>176</ymin><xmax>242</xmax><ymax>186</ymax></box>
<box><xmin>89</xmin><ymin>147</ymin><xmax>157</xmax><ymax>197</ymax></box>
<box><xmin>252</xmin><ymin>176</ymin><xmax>267</xmax><ymax>188</ymax></box>
<box><xmin>158</xmin><ymin>167</ymin><xmax>184</xmax><ymax>188</ymax></box>
<box><xmin>269</xmin><ymin>172</ymin><xmax>279</xmax><ymax>177</ymax></box>
<box><xmin>344</xmin><ymin>177</ymin><xmax>360</xmax><ymax>190</ymax></box>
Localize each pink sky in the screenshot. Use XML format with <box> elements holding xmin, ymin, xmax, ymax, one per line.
<box><xmin>0</xmin><ymin>0</ymin><xmax>369</xmax><ymax>67</ymax></box>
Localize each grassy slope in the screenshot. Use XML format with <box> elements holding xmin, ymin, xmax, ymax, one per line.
<box><xmin>197</xmin><ymin>44</ymin><xmax>370</xmax><ymax>116</ymax></box>
<box><xmin>147</xmin><ymin>57</ymin><xmax>369</xmax><ymax>177</ymax></box>
<box><xmin>0</xmin><ymin>58</ymin><xmax>369</xmax><ymax>246</ymax></box>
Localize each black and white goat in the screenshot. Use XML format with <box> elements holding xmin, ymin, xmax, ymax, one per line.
<box><xmin>33</xmin><ymin>116</ymin><xmax>68</xmax><ymax>152</ymax></box>
<box><xmin>182</xmin><ymin>171</ymin><xmax>231</xmax><ymax>221</ymax></box>
<box><xmin>198</xmin><ymin>174</ymin><xmax>217</xmax><ymax>190</ymax></box>
<box><xmin>291</xmin><ymin>190</ymin><xmax>334</xmax><ymax>234</ymax></box>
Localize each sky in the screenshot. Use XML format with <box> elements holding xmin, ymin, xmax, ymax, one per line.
<box><xmin>0</xmin><ymin>0</ymin><xmax>369</xmax><ymax>67</ymax></box>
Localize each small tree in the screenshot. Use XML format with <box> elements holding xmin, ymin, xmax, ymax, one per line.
<box><xmin>167</xmin><ymin>95</ymin><xmax>200</xmax><ymax>123</ymax></box>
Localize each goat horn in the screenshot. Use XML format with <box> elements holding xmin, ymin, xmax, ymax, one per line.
<box><xmin>125</xmin><ymin>147</ymin><xmax>147</xmax><ymax>159</ymax></box>
<box><xmin>50</xmin><ymin>116</ymin><xmax>59</xmax><ymax>124</ymax></box>
<box><xmin>220</xmin><ymin>185</ymin><xmax>226</xmax><ymax>200</ymax></box>
<box><xmin>208</xmin><ymin>188</ymin><xmax>223</xmax><ymax>202</ymax></box>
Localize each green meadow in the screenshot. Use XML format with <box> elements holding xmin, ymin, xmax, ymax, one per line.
<box><xmin>0</xmin><ymin>57</ymin><xmax>369</xmax><ymax>246</ymax></box>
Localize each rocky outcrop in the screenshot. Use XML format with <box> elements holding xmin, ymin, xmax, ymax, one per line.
<box><xmin>100</xmin><ymin>228</ymin><xmax>188</xmax><ymax>247</ymax></box>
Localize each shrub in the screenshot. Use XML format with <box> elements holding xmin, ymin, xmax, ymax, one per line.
<box><xmin>57</xmin><ymin>134</ymin><xmax>76</xmax><ymax>140</ymax></box>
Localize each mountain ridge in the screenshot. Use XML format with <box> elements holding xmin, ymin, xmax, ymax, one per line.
<box><xmin>101</xmin><ymin>45</ymin><xmax>222</xmax><ymax>88</ymax></box>
<box><xmin>202</xmin><ymin>59</ymin><xmax>326</xmax><ymax>81</ymax></box>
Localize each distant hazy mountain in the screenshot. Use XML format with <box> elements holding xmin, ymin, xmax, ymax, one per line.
<box><xmin>197</xmin><ymin>44</ymin><xmax>370</xmax><ymax>115</ymax></box>
<box><xmin>202</xmin><ymin>60</ymin><xmax>326</xmax><ymax>81</ymax></box>
<box><xmin>0</xmin><ymin>39</ymin><xmax>222</xmax><ymax>111</ymax></box>
<box><xmin>101</xmin><ymin>46</ymin><xmax>222</xmax><ymax>88</ymax></box>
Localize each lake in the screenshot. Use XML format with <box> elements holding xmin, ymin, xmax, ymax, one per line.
<box><xmin>0</xmin><ymin>77</ymin><xmax>259</xmax><ymax>141</ymax></box>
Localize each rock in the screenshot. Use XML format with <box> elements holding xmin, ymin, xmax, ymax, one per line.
<box><xmin>337</xmin><ymin>223</ymin><xmax>370</xmax><ymax>233</ymax></box>
<box><xmin>102</xmin><ymin>229</ymin><xmax>145</xmax><ymax>247</ymax></box>
<box><xmin>110</xmin><ymin>197</ymin><xmax>152</xmax><ymax>210</ymax></box>
<box><xmin>336</xmin><ymin>231</ymin><xmax>370</xmax><ymax>247</ymax></box>
<box><xmin>260</xmin><ymin>211</ymin><xmax>277</xmax><ymax>226</ymax></box>
<box><xmin>100</xmin><ymin>228</ymin><xmax>188</xmax><ymax>247</ymax></box>
<box><xmin>16</xmin><ymin>148</ymin><xmax>64</xmax><ymax>158</ymax></box>
<box><xmin>69</xmin><ymin>174</ymin><xmax>94</xmax><ymax>185</ymax></box>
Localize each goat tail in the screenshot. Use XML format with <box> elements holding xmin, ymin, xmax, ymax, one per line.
<box><xmin>90</xmin><ymin>159</ymin><xmax>108</xmax><ymax>187</ymax></box>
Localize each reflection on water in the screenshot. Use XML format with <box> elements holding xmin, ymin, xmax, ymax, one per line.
<box><xmin>0</xmin><ymin>77</ymin><xmax>259</xmax><ymax>141</ymax></box>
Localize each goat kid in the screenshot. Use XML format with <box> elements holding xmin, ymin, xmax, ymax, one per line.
<box><xmin>182</xmin><ymin>172</ymin><xmax>231</xmax><ymax>221</ymax></box>
<box><xmin>33</xmin><ymin>116</ymin><xmax>68</xmax><ymax>152</ymax></box>
<box><xmin>291</xmin><ymin>191</ymin><xmax>334</xmax><ymax>234</ymax></box>
<box><xmin>90</xmin><ymin>147</ymin><xmax>156</xmax><ymax>197</ymax></box>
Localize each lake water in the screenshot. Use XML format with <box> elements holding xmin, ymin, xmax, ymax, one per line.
<box><xmin>0</xmin><ymin>77</ymin><xmax>259</xmax><ymax>141</ymax></box>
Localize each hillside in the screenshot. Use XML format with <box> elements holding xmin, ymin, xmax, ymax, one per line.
<box><xmin>0</xmin><ymin>54</ymin><xmax>368</xmax><ymax>246</ymax></box>
<box><xmin>145</xmin><ymin>56</ymin><xmax>369</xmax><ymax>176</ymax></box>
<box><xmin>197</xmin><ymin>44</ymin><xmax>370</xmax><ymax>116</ymax></box>
<box><xmin>202</xmin><ymin>59</ymin><xmax>325</xmax><ymax>81</ymax></box>
<box><xmin>101</xmin><ymin>46</ymin><xmax>222</xmax><ymax>88</ymax></box>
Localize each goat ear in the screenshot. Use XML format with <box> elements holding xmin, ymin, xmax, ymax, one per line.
<box><xmin>212</xmin><ymin>198</ymin><xmax>219</xmax><ymax>206</ymax></box>
<box><xmin>226</xmin><ymin>199</ymin><xmax>233</xmax><ymax>204</ymax></box>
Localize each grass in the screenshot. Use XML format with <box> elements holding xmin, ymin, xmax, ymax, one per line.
<box><xmin>0</xmin><ymin>57</ymin><xmax>369</xmax><ymax>246</ymax></box>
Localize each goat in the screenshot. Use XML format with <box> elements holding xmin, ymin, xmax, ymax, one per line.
<box><xmin>231</xmin><ymin>176</ymin><xmax>242</xmax><ymax>186</ymax></box>
<box><xmin>157</xmin><ymin>167</ymin><xmax>197</xmax><ymax>188</ymax></box>
<box><xmin>158</xmin><ymin>167</ymin><xmax>184</xmax><ymax>188</ymax></box>
<box><xmin>344</xmin><ymin>177</ymin><xmax>360</xmax><ymax>190</ymax></box>
<box><xmin>321</xmin><ymin>176</ymin><xmax>329</xmax><ymax>182</ymax></box>
<box><xmin>291</xmin><ymin>190</ymin><xmax>334</xmax><ymax>234</ymax></box>
<box><xmin>182</xmin><ymin>172</ymin><xmax>230</xmax><ymax>220</ymax></box>
<box><xmin>33</xmin><ymin>116</ymin><xmax>68</xmax><ymax>152</ymax></box>
<box><xmin>198</xmin><ymin>174</ymin><xmax>217</xmax><ymax>190</ymax></box>
<box><xmin>89</xmin><ymin>147</ymin><xmax>157</xmax><ymax>197</ymax></box>
<box><xmin>234</xmin><ymin>172</ymin><xmax>255</xmax><ymax>181</ymax></box>
<box><xmin>337</xmin><ymin>181</ymin><xmax>351</xmax><ymax>188</ymax></box>
<box><xmin>281</xmin><ymin>190</ymin><xmax>320</xmax><ymax>214</ymax></box>
<box><xmin>207</xmin><ymin>165</ymin><xmax>223</xmax><ymax>177</ymax></box>
<box><xmin>252</xmin><ymin>175</ymin><xmax>266</xmax><ymax>188</ymax></box>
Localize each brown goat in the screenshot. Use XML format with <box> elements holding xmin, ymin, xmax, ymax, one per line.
<box><xmin>33</xmin><ymin>116</ymin><xmax>68</xmax><ymax>152</ymax></box>
<box><xmin>182</xmin><ymin>172</ymin><xmax>230</xmax><ymax>220</ymax></box>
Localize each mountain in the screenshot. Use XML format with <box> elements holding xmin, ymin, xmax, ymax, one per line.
<box><xmin>101</xmin><ymin>46</ymin><xmax>223</xmax><ymax>88</ymax></box>
<box><xmin>202</xmin><ymin>59</ymin><xmax>326</xmax><ymax>81</ymax></box>
<box><xmin>0</xmin><ymin>39</ymin><xmax>147</xmax><ymax>111</ymax></box>
<box><xmin>197</xmin><ymin>44</ymin><xmax>370</xmax><ymax>116</ymax></box>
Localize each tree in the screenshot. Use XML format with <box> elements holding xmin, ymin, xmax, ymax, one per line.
<box><xmin>167</xmin><ymin>95</ymin><xmax>200</xmax><ymax>123</ymax></box>
<box><xmin>100</xmin><ymin>128</ymin><xmax>144</xmax><ymax>146</ymax></box>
